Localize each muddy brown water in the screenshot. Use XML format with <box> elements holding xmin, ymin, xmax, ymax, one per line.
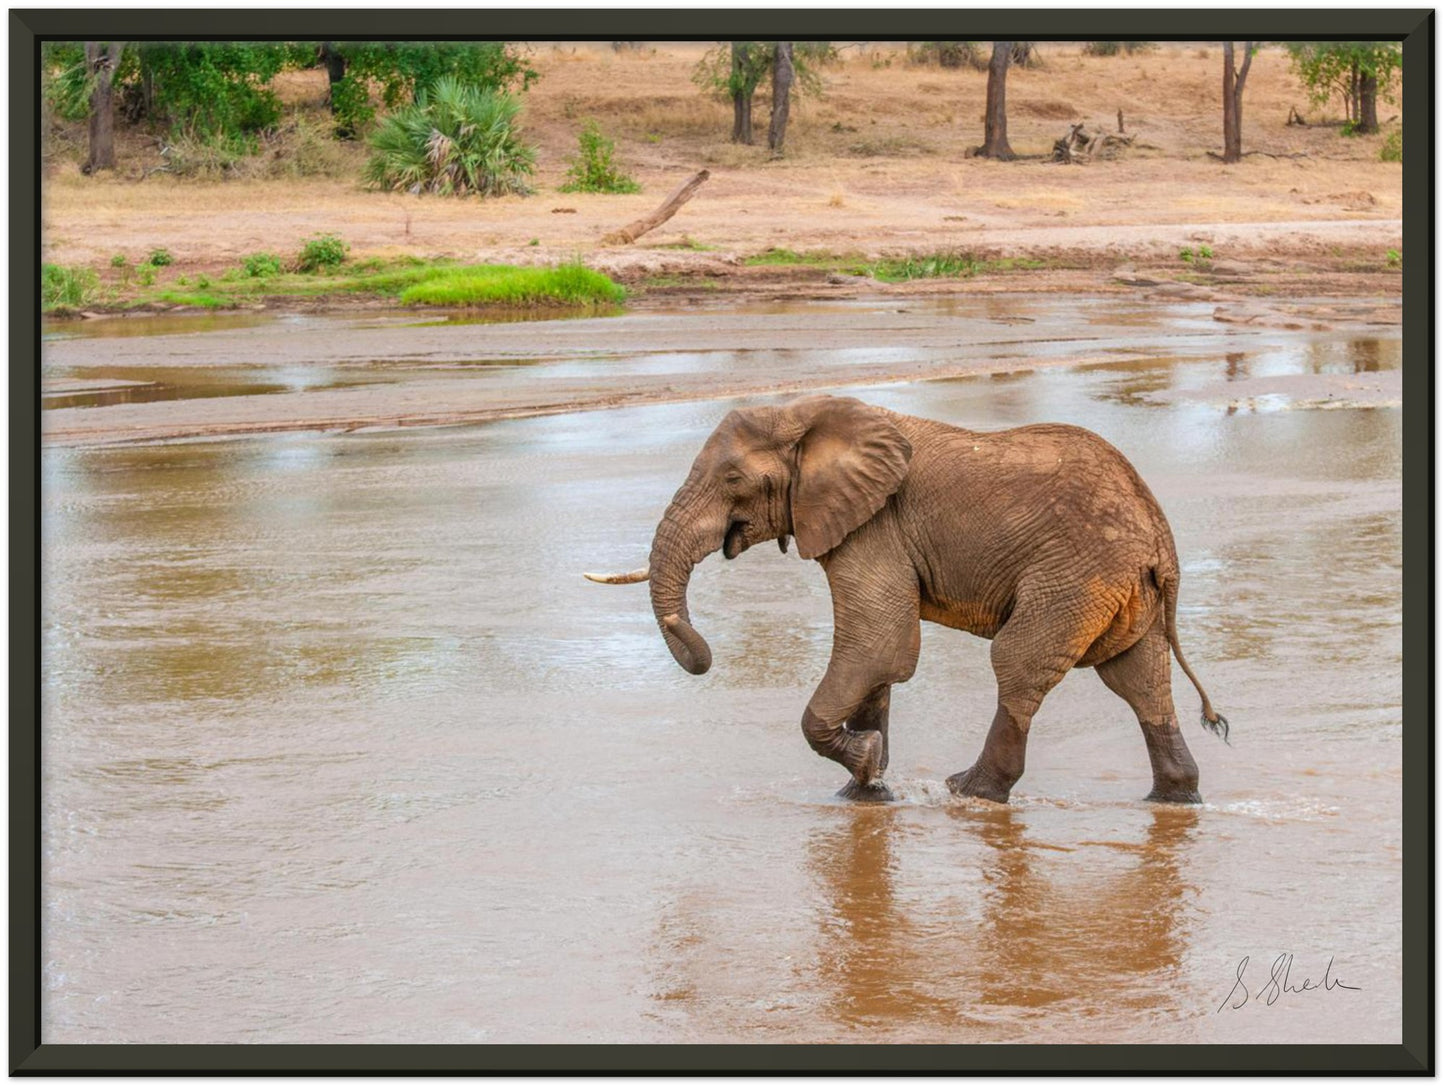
<box><xmin>42</xmin><ymin>298</ymin><xmax>1401</xmax><ymax>1044</ymax></box>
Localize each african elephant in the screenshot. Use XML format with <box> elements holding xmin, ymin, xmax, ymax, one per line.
<box><xmin>588</xmin><ymin>394</ymin><xmax>1228</xmax><ymax>804</ymax></box>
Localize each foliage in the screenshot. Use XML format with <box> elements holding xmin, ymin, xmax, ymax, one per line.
<box><xmin>1380</xmin><ymin>128</ymin><xmax>1402</xmax><ymax>162</ymax></box>
<box><xmin>295</xmin><ymin>234</ymin><xmax>349</xmax><ymax>273</ymax></box>
<box><xmin>907</xmin><ymin>41</ymin><xmax>983</xmax><ymax>70</ymax></box>
<box><xmin>41</xmin><ymin>42</ymin><xmax>94</xmax><ymax>122</ymax></box>
<box><xmin>363</xmin><ymin>76</ymin><xmax>535</xmax><ymax>197</ymax></box>
<box><xmin>1286</xmin><ymin>42</ymin><xmax>1402</xmax><ymax>121</ymax></box>
<box><xmin>1386</xmin><ymin>248</ymin><xmax>1401</xmax><ymax>267</ymax></box>
<box><xmin>692</xmin><ymin>41</ymin><xmax>835</xmax><ymax>104</ymax></box>
<box><xmin>243</xmin><ymin>252</ymin><xmax>283</xmax><ymax>278</ymax></box>
<box><xmin>42</xmin><ymin>264</ymin><xmax>100</xmax><ymax>310</ymax></box>
<box><xmin>110</xmin><ymin>253</ymin><xmax>128</xmax><ymax>268</ymax></box>
<box><xmin>131</xmin><ymin>42</ymin><xmax>298</xmax><ymax>138</ymax></box>
<box><xmin>1082</xmin><ymin>41</ymin><xmax>1154</xmax><ymax>57</ymax></box>
<box><xmin>147</xmin><ymin>248</ymin><xmax>174</xmax><ymax>266</ymax></box>
<box><xmin>326</xmin><ymin>42</ymin><xmax>537</xmax><ymax>137</ymax></box>
<box><xmin>397</xmin><ymin>262</ymin><xmax>625</xmax><ymax>307</ymax></box>
<box><xmin>559</xmin><ymin>120</ymin><xmax>641</xmax><ymax>194</ymax></box>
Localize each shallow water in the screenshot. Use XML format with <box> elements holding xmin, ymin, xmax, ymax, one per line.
<box><xmin>41</xmin><ymin>301</ymin><xmax>1402</xmax><ymax>1044</ymax></box>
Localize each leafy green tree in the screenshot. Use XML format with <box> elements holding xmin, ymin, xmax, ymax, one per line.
<box><xmin>321</xmin><ymin>42</ymin><xmax>537</xmax><ymax>138</ymax></box>
<box><xmin>692</xmin><ymin>42</ymin><xmax>834</xmax><ymax>146</ymax></box>
<box><xmin>1287</xmin><ymin>41</ymin><xmax>1401</xmax><ymax>134</ymax></box>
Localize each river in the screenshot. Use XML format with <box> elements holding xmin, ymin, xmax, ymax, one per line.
<box><xmin>41</xmin><ymin>297</ymin><xmax>1402</xmax><ymax>1044</ymax></box>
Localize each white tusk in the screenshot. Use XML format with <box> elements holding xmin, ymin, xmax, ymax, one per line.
<box><xmin>583</xmin><ymin>566</ymin><xmax>650</xmax><ymax>584</ymax></box>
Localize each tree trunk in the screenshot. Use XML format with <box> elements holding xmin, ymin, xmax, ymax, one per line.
<box><xmin>83</xmin><ymin>41</ymin><xmax>125</xmax><ymax>174</ymax></box>
<box><xmin>1221</xmin><ymin>41</ymin><xmax>1253</xmax><ymax>164</ymax></box>
<box><xmin>1358</xmin><ymin>69</ymin><xmax>1379</xmax><ymax>133</ymax></box>
<box><xmin>320</xmin><ymin>41</ymin><xmax>347</xmax><ymax>111</ymax></box>
<box><xmin>978</xmin><ymin>41</ymin><xmax>1015</xmax><ymax>159</ymax></box>
<box><xmin>767</xmin><ymin>42</ymin><xmax>794</xmax><ymax>155</ymax></box>
<box><xmin>730</xmin><ymin>42</ymin><xmax>753</xmax><ymax>144</ymax></box>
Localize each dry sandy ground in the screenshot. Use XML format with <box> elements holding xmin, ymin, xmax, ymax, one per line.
<box><xmin>41</xmin><ymin>42</ymin><xmax>1405</xmax><ymax>303</ymax></box>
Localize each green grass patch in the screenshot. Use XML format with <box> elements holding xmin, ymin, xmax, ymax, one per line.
<box><xmin>42</xmin><ymin>263</ymin><xmax>100</xmax><ymax>311</ymax></box>
<box><xmin>744</xmin><ymin>247</ymin><xmax>847</xmax><ymax>267</ymax></box>
<box><xmin>743</xmin><ymin>247</ymin><xmax>1054</xmax><ymax>282</ymax></box>
<box><xmin>155</xmin><ymin>291</ymin><xmax>231</xmax><ymax>309</ymax></box>
<box><xmin>399</xmin><ymin>263</ymin><xmax>626</xmax><ymax>307</ymax></box>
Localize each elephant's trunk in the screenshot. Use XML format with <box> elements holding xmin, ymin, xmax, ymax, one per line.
<box><xmin>647</xmin><ymin>486</ymin><xmax>725</xmax><ymax>675</ymax></box>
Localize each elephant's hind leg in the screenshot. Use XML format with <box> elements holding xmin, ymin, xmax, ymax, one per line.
<box><xmin>1096</xmin><ymin>619</ymin><xmax>1202</xmax><ymax>803</ymax></box>
<box><xmin>948</xmin><ymin>589</ymin><xmax>1113</xmax><ymax>803</ymax></box>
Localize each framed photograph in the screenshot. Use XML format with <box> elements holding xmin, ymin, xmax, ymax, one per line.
<box><xmin>14</xmin><ymin>7</ymin><xmax>1430</xmax><ymax>1075</ymax></box>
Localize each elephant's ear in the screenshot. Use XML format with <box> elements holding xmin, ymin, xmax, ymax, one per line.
<box><xmin>789</xmin><ymin>396</ymin><xmax>912</xmax><ymax>560</ymax></box>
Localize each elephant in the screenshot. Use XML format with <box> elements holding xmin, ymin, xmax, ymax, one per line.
<box><xmin>587</xmin><ymin>394</ymin><xmax>1228</xmax><ymax>804</ymax></box>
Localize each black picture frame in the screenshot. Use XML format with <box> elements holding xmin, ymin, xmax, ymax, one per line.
<box><xmin>12</xmin><ymin>7</ymin><xmax>1432</xmax><ymax>1075</ymax></box>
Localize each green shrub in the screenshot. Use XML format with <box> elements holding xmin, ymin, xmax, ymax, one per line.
<box><xmin>1083</xmin><ymin>41</ymin><xmax>1153</xmax><ymax>57</ymax></box>
<box><xmin>364</xmin><ymin>76</ymin><xmax>535</xmax><ymax>197</ymax></box>
<box><xmin>905</xmin><ymin>41</ymin><xmax>981</xmax><ymax>69</ymax></box>
<box><xmin>559</xmin><ymin>120</ymin><xmax>641</xmax><ymax>194</ymax></box>
<box><xmin>397</xmin><ymin>262</ymin><xmax>625</xmax><ymax>307</ymax></box>
<box><xmin>1380</xmin><ymin>129</ymin><xmax>1402</xmax><ymax>162</ymax></box>
<box><xmin>110</xmin><ymin>253</ymin><xmax>128</xmax><ymax>268</ymax></box>
<box><xmin>243</xmin><ymin>252</ymin><xmax>283</xmax><ymax>277</ymax></box>
<box><xmin>1198</xmin><ymin>244</ymin><xmax>1214</xmax><ymax>260</ymax></box>
<box><xmin>296</xmin><ymin>234</ymin><xmax>349</xmax><ymax>273</ymax></box>
<box><xmin>148</xmin><ymin>248</ymin><xmax>175</xmax><ymax>267</ymax></box>
<box><xmin>1386</xmin><ymin>248</ymin><xmax>1401</xmax><ymax>267</ymax></box>
<box><xmin>42</xmin><ymin>264</ymin><xmax>100</xmax><ymax>310</ymax></box>
<box><xmin>136</xmin><ymin>264</ymin><xmax>157</xmax><ymax>287</ymax></box>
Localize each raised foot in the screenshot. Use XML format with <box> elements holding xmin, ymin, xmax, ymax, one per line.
<box><xmin>945</xmin><ymin>767</ymin><xmax>1012</xmax><ymax>804</ymax></box>
<box><xmin>1145</xmin><ymin>785</ymin><xmax>1203</xmax><ymax>804</ymax></box>
<box><xmin>836</xmin><ymin>778</ymin><xmax>895</xmax><ymax>803</ymax></box>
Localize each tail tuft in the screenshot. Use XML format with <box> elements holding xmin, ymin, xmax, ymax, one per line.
<box><xmin>1200</xmin><ymin>711</ymin><xmax>1230</xmax><ymax>746</ymax></box>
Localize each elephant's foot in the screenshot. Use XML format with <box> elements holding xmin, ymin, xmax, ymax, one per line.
<box><xmin>836</xmin><ymin>778</ymin><xmax>895</xmax><ymax>803</ymax></box>
<box><xmin>946</xmin><ymin>765</ymin><xmax>1013</xmax><ymax>804</ymax></box>
<box><xmin>1145</xmin><ymin>782</ymin><xmax>1203</xmax><ymax>804</ymax></box>
<box><xmin>1141</xmin><ymin>724</ymin><xmax>1202</xmax><ymax>804</ymax></box>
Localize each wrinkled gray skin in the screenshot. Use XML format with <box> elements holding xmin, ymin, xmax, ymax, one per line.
<box><xmin>639</xmin><ymin>394</ymin><xmax>1228</xmax><ymax>804</ymax></box>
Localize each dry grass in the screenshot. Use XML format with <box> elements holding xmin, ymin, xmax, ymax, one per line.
<box><xmin>41</xmin><ymin>42</ymin><xmax>1403</xmax><ymax>274</ymax></box>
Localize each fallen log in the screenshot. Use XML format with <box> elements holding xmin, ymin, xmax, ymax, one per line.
<box><xmin>601</xmin><ymin>169</ymin><xmax>710</xmax><ymax>245</ymax></box>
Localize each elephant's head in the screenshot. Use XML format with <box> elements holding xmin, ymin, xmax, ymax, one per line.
<box><xmin>618</xmin><ymin>395</ymin><xmax>912</xmax><ymax>675</ymax></box>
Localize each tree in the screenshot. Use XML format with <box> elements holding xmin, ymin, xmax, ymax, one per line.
<box><xmin>1221</xmin><ymin>41</ymin><xmax>1255</xmax><ymax>164</ymax></box>
<box><xmin>82</xmin><ymin>41</ymin><xmax>126</xmax><ymax>172</ymax></box>
<box><xmin>320</xmin><ymin>42</ymin><xmax>537</xmax><ymax>138</ymax></box>
<box><xmin>692</xmin><ymin>42</ymin><xmax>833</xmax><ymax>146</ymax></box>
<box><xmin>767</xmin><ymin>41</ymin><xmax>794</xmax><ymax>155</ymax></box>
<box><xmin>977</xmin><ymin>41</ymin><xmax>1015</xmax><ymax>159</ymax></box>
<box><xmin>1287</xmin><ymin>41</ymin><xmax>1401</xmax><ymax>134</ymax></box>
<box><xmin>729</xmin><ymin>42</ymin><xmax>758</xmax><ymax>144</ymax></box>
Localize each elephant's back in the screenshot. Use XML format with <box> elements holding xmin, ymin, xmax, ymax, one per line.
<box><xmin>897</xmin><ymin>417</ymin><xmax>1178</xmax><ymax>597</ymax></box>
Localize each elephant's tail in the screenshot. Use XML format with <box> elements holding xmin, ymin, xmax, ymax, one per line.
<box><xmin>1156</xmin><ymin>565</ymin><xmax>1230</xmax><ymax>745</ymax></box>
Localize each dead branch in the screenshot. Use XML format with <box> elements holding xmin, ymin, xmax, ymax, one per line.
<box><xmin>601</xmin><ymin>169</ymin><xmax>710</xmax><ymax>246</ymax></box>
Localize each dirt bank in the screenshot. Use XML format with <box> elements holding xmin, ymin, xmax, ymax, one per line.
<box><xmin>42</xmin><ymin>43</ymin><xmax>1404</xmax><ymax>308</ymax></box>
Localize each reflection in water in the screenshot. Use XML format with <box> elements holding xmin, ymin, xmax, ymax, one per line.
<box><xmin>805</xmin><ymin>806</ymin><xmax>965</xmax><ymax>1031</ymax></box>
<box><xmin>961</xmin><ymin>806</ymin><xmax>1197</xmax><ymax>1012</ymax></box>
<box><xmin>802</xmin><ymin>805</ymin><xmax>1198</xmax><ymax>1034</ymax></box>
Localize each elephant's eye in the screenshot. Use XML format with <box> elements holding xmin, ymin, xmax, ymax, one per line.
<box><xmin>724</xmin><ymin>471</ymin><xmax>745</xmax><ymax>486</ymax></box>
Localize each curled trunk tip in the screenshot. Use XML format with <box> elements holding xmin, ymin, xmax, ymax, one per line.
<box><xmin>661</xmin><ymin>613</ymin><xmax>712</xmax><ymax>675</ymax></box>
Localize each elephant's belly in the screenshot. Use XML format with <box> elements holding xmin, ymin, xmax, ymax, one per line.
<box><xmin>920</xmin><ymin>598</ymin><xmax>1007</xmax><ymax>639</ymax></box>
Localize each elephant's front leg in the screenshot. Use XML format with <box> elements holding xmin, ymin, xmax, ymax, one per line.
<box><xmin>847</xmin><ymin>686</ymin><xmax>892</xmax><ymax>774</ymax></box>
<box><xmin>802</xmin><ymin>549</ymin><xmax>920</xmax><ymax>803</ymax></box>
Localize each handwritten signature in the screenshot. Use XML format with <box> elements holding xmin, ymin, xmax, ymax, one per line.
<box><xmin>1217</xmin><ymin>954</ymin><xmax>1361</xmax><ymax>1012</ymax></box>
